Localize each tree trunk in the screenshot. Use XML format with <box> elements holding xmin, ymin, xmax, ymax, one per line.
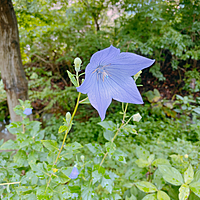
<box><xmin>0</xmin><ymin>0</ymin><xmax>28</xmax><ymax>122</ymax></box>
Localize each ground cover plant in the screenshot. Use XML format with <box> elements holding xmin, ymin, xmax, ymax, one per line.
<box><xmin>0</xmin><ymin>0</ymin><xmax>200</xmax><ymax>199</ymax></box>
<box><xmin>1</xmin><ymin>48</ymin><xmax>200</xmax><ymax>199</ymax></box>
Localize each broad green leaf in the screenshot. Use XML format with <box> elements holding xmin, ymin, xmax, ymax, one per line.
<box><xmin>184</xmin><ymin>164</ymin><xmax>194</xmax><ymax>184</ymax></box>
<box><xmin>193</xmin><ymin>170</ymin><xmax>200</xmax><ymax>182</ymax></box>
<box><xmin>112</xmin><ymin>149</ymin><xmax>126</xmax><ymax>163</ymax></box>
<box><xmin>92</xmin><ymin>170</ymin><xmax>102</xmax><ymax>184</ymax></box>
<box><xmin>135</xmin><ymin>158</ymin><xmax>150</xmax><ymax>168</ymax></box>
<box><xmin>98</xmin><ymin>121</ymin><xmax>116</xmax><ymax>130</ymax></box>
<box><xmin>64</xmin><ymin>142</ymin><xmax>83</xmax><ymax>151</ymax></box>
<box><xmin>81</xmin><ymin>186</ymin><xmax>95</xmax><ymax>200</ymax></box>
<box><xmin>135</xmin><ymin>146</ymin><xmax>150</xmax><ymax>160</ymax></box>
<box><xmin>135</xmin><ymin>181</ymin><xmax>157</xmax><ymax>193</ymax></box>
<box><xmin>148</xmin><ymin>154</ymin><xmax>155</xmax><ymax>164</ymax></box>
<box><xmin>179</xmin><ymin>184</ymin><xmax>190</xmax><ymax>200</ymax></box>
<box><xmin>152</xmin><ymin>158</ymin><xmax>170</xmax><ymax>167</ymax></box>
<box><xmin>189</xmin><ymin>182</ymin><xmax>200</xmax><ymax>197</ymax></box>
<box><xmin>41</xmin><ymin>140</ymin><xmax>59</xmax><ymax>152</ymax></box>
<box><xmin>158</xmin><ymin>165</ymin><xmax>183</xmax><ymax>186</ymax></box>
<box><xmin>54</xmin><ymin>171</ymin><xmax>70</xmax><ymax>184</ymax></box>
<box><xmin>126</xmin><ymin>195</ymin><xmax>137</xmax><ymax>200</ymax></box>
<box><xmin>67</xmin><ymin>70</ymin><xmax>78</xmax><ymax>87</ymax></box>
<box><xmin>85</xmin><ymin>143</ymin><xmax>103</xmax><ymax>156</ymax></box>
<box><xmin>157</xmin><ymin>191</ymin><xmax>170</xmax><ymax>200</ymax></box>
<box><xmin>142</xmin><ymin>193</ymin><xmax>157</xmax><ymax>200</ymax></box>
<box><xmin>0</xmin><ymin>139</ymin><xmax>18</xmax><ymax>150</ymax></box>
<box><xmin>153</xmin><ymin>169</ymin><xmax>166</xmax><ymax>190</ymax></box>
<box><xmin>103</xmin><ymin>130</ymin><xmax>115</xmax><ymax>141</ymax></box>
<box><xmin>105</xmin><ymin>142</ymin><xmax>116</xmax><ymax>158</ymax></box>
<box><xmin>101</xmin><ymin>177</ymin><xmax>113</xmax><ymax>194</ymax></box>
<box><xmin>13</xmin><ymin>149</ymin><xmax>28</xmax><ymax>167</ymax></box>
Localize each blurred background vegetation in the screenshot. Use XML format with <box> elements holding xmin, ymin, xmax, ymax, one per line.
<box><xmin>0</xmin><ymin>0</ymin><xmax>199</xmax><ymax>142</ymax></box>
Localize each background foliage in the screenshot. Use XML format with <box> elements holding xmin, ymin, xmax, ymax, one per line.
<box><xmin>0</xmin><ymin>0</ymin><xmax>200</xmax><ymax>199</ymax></box>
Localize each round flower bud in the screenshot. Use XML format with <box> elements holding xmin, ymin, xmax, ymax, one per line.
<box><xmin>74</xmin><ymin>57</ymin><xmax>82</xmax><ymax>72</ymax></box>
<box><xmin>80</xmin><ymin>155</ymin><xmax>84</xmax><ymax>162</ymax></box>
<box><xmin>66</xmin><ymin>112</ymin><xmax>71</xmax><ymax>126</ymax></box>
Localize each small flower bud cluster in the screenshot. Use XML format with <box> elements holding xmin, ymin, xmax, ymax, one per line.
<box><xmin>74</xmin><ymin>57</ymin><xmax>82</xmax><ymax>73</ymax></box>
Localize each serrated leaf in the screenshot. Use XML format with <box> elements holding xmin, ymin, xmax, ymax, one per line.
<box><xmin>142</xmin><ymin>193</ymin><xmax>157</xmax><ymax>200</ymax></box>
<box><xmin>157</xmin><ymin>191</ymin><xmax>170</xmax><ymax>200</ymax></box>
<box><xmin>152</xmin><ymin>158</ymin><xmax>170</xmax><ymax>167</ymax></box>
<box><xmin>158</xmin><ymin>165</ymin><xmax>183</xmax><ymax>186</ymax></box>
<box><xmin>135</xmin><ymin>158</ymin><xmax>150</xmax><ymax>168</ymax></box>
<box><xmin>41</xmin><ymin>140</ymin><xmax>59</xmax><ymax>152</ymax></box>
<box><xmin>81</xmin><ymin>186</ymin><xmax>95</xmax><ymax>200</ymax></box>
<box><xmin>179</xmin><ymin>184</ymin><xmax>190</xmax><ymax>200</ymax></box>
<box><xmin>135</xmin><ymin>181</ymin><xmax>157</xmax><ymax>193</ymax></box>
<box><xmin>189</xmin><ymin>182</ymin><xmax>200</xmax><ymax>197</ymax></box>
<box><xmin>184</xmin><ymin>164</ymin><xmax>194</xmax><ymax>184</ymax></box>
<box><xmin>136</xmin><ymin>146</ymin><xmax>150</xmax><ymax>160</ymax></box>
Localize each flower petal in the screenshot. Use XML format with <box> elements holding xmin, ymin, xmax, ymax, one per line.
<box><xmin>90</xmin><ymin>45</ymin><xmax>120</xmax><ymax>67</ymax></box>
<box><xmin>77</xmin><ymin>69</ymin><xmax>96</xmax><ymax>94</ymax></box>
<box><xmin>105</xmin><ymin>73</ymin><xmax>143</xmax><ymax>104</ymax></box>
<box><xmin>87</xmin><ymin>77</ymin><xmax>112</xmax><ymax>121</ymax></box>
<box><xmin>106</xmin><ymin>52</ymin><xmax>155</xmax><ymax>76</ymax></box>
<box><xmin>69</xmin><ymin>167</ymin><xmax>79</xmax><ymax>179</ymax></box>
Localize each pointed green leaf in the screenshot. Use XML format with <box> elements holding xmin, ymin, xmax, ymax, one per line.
<box><xmin>158</xmin><ymin>165</ymin><xmax>183</xmax><ymax>186</ymax></box>
<box><xmin>135</xmin><ymin>158</ymin><xmax>150</xmax><ymax>168</ymax></box>
<box><xmin>157</xmin><ymin>191</ymin><xmax>170</xmax><ymax>200</ymax></box>
<box><xmin>41</xmin><ymin>140</ymin><xmax>59</xmax><ymax>152</ymax></box>
<box><xmin>179</xmin><ymin>184</ymin><xmax>190</xmax><ymax>200</ymax></box>
<box><xmin>135</xmin><ymin>181</ymin><xmax>157</xmax><ymax>193</ymax></box>
<box><xmin>126</xmin><ymin>195</ymin><xmax>137</xmax><ymax>200</ymax></box>
<box><xmin>142</xmin><ymin>193</ymin><xmax>157</xmax><ymax>200</ymax></box>
<box><xmin>103</xmin><ymin>130</ymin><xmax>115</xmax><ymax>141</ymax></box>
<box><xmin>136</xmin><ymin>146</ymin><xmax>150</xmax><ymax>160</ymax></box>
<box><xmin>67</xmin><ymin>70</ymin><xmax>78</xmax><ymax>87</ymax></box>
<box><xmin>58</xmin><ymin>125</ymin><xmax>68</xmax><ymax>133</ymax></box>
<box><xmin>152</xmin><ymin>169</ymin><xmax>166</xmax><ymax>190</ymax></box>
<box><xmin>190</xmin><ymin>182</ymin><xmax>200</xmax><ymax>197</ymax></box>
<box><xmin>152</xmin><ymin>158</ymin><xmax>170</xmax><ymax>167</ymax></box>
<box><xmin>184</xmin><ymin>165</ymin><xmax>194</xmax><ymax>184</ymax></box>
<box><xmin>193</xmin><ymin>170</ymin><xmax>200</xmax><ymax>182</ymax></box>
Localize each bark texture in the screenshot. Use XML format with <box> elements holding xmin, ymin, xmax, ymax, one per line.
<box><xmin>0</xmin><ymin>0</ymin><xmax>28</xmax><ymax>122</ymax></box>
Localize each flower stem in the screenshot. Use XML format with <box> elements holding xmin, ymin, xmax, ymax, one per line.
<box><xmin>100</xmin><ymin>103</ymin><xmax>128</xmax><ymax>166</ymax></box>
<box><xmin>45</xmin><ymin>92</ymin><xmax>81</xmax><ymax>192</ymax></box>
<box><xmin>0</xmin><ymin>182</ymin><xmax>20</xmax><ymax>186</ymax></box>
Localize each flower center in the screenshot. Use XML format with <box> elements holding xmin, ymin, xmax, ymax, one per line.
<box><xmin>93</xmin><ymin>64</ymin><xmax>111</xmax><ymax>81</ymax></box>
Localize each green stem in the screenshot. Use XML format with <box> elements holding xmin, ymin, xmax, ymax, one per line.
<box><xmin>46</xmin><ymin>92</ymin><xmax>81</xmax><ymax>192</ymax></box>
<box><xmin>100</xmin><ymin>103</ymin><xmax>128</xmax><ymax>166</ymax></box>
<box><xmin>0</xmin><ymin>182</ymin><xmax>20</xmax><ymax>186</ymax></box>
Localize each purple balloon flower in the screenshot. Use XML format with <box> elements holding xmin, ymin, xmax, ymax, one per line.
<box><xmin>77</xmin><ymin>45</ymin><xmax>155</xmax><ymax>121</ymax></box>
<box><xmin>69</xmin><ymin>166</ymin><xmax>79</xmax><ymax>179</ymax></box>
<box><xmin>23</xmin><ymin>108</ymin><xmax>32</xmax><ymax>116</ymax></box>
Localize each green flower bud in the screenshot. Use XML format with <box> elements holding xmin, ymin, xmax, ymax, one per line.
<box><xmin>132</xmin><ymin>113</ymin><xmax>142</xmax><ymax>122</ymax></box>
<box><xmin>66</xmin><ymin>112</ymin><xmax>71</xmax><ymax>125</ymax></box>
<box><xmin>74</xmin><ymin>57</ymin><xmax>82</xmax><ymax>72</ymax></box>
